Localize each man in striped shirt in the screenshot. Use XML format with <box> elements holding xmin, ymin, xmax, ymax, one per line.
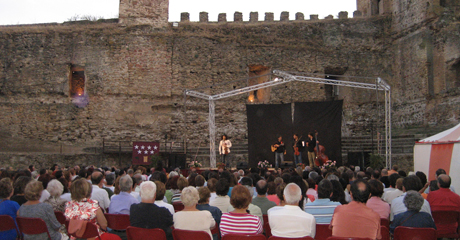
<box><xmin>305</xmin><ymin>179</ymin><xmax>341</xmax><ymax>223</ymax></box>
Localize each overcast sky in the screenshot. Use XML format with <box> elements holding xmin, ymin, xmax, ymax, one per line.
<box><xmin>0</xmin><ymin>0</ymin><xmax>356</xmax><ymax>25</ymax></box>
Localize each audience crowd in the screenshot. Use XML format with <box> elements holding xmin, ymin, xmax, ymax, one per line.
<box><xmin>0</xmin><ymin>162</ymin><xmax>457</xmax><ymax>240</ymax></box>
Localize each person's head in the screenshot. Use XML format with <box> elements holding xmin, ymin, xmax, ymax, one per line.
<box><xmin>435</xmin><ymin>168</ymin><xmax>446</xmax><ymax>177</ymax></box>
<box><xmin>181</xmin><ymin>186</ymin><xmax>199</xmax><ymax>207</ymax></box>
<box><xmin>106</xmin><ymin>173</ymin><xmax>115</xmax><ymax>186</ymax></box>
<box><xmin>389</xmin><ymin>173</ymin><xmax>401</xmax><ymax>188</ymax></box>
<box><xmin>207</xmin><ymin>178</ymin><xmax>218</xmax><ymax>192</ymax></box>
<box><xmin>150</xmin><ymin>171</ymin><xmax>167</xmax><ymax>184</ymax></box>
<box><xmin>415</xmin><ymin>171</ymin><xmax>427</xmax><ymax>186</ymax></box>
<box><xmin>398</xmin><ymin>170</ymin><xmax>407</xmax><ymax>178</ymax></box>
<box><xmin>429</xmin><ymin>180</ymin><xmax>439</xmax><ymax>192</ymax></box>
<box><xmin>403</xmin><ymin>190</ymin><xmax>424</xmax><ymax>212</ymax></box>
<box><xmin>24</xmin><ymin>181</ymin><xmax>43</xmax><ymax>201</ymax></box>
<box><xmin>395</xmin><ymin>178</ymin><xmax>404</xmax><ymax>191</ymax></box>
<box><xmin>70</xmin><ymin>178</ymin><xmax>92</xmax><ymax>201</ymax></box>
<box><xmin>283</xmin><ymin>183</ymin><xmax>302</xmax><ymax>205</ymax></box>
<box><xmin>278</xmin><ymin>136</ymin><xmax>282</xmax><ymax>142</ymax></box>
<box><xmin>240</xmin><ymin>177</ymin><xmax>253</xmax><ymax>187</ymax></box>
<box><xmin>308</xmin><ymin>132</ymin><xmax>313</xmax><ymax>138</ymax></box>
<box><xmin>276</xmin><ymin>183</ymin><xmax>287</xmax><ymax>203</ymax></box>
<box><xmin>177</xmin><ymin>177</ymin><xmax>189</xmax><ymax>191</ymax></box>
<box><xmin>47</xmin><ymin>179</ymin><xmax>64</xmax><ymax>197</ymax></box>
<box><xmin>13</xmin><ymin>176</ymin><xmax>32</xmax><ymax>195</ymax></box>
<box><xmin>350</xmin><ymin>179</ymin><xmax>370</xmax><ymax>203</ymax></box>
<box><xmin>293</xmin><ymin>134</ymin><xmax>299</xmax><ymax>139</ymax></box>
<box><xmin>437</xmin><ymin>174</ymin><xmax>451</xmax><ymax>188</ymax></box>
<box><xmin>255</xmin><ymin>180</ymin><xmax>268</xmax><ymax>196</ymax></box>
<box><xmin>195</xmin><ymin>175</ymin><xmax>205</xmax><ymax>187</ymax></box>
<box><xmin>132</xmin><ymin>174</ymin><xmax>143</xmax><ymax>187</ymax></box>
<box><xmin>119</xmin><ymin>175</ymin><xmax>133</xmax><ymax>192</ymax></box>
<box><xmin>198</xmin><ymin>187</ymin><xmax>211</xmax><ymax>204</ymax></box>
<box><xmin>230</xmin><ymin>185</ymin><xmax>252</xmax><ymax>210</ymax></box>
<box><xmin>368</xmin><ymin>179</ymin><xmax>384</xmax><ymax>197</ymax></box>
<box><xmin>154</xmin><ymin>181</ymin><xmax>166</xmax><ymax>201</ymax></box>
<box><xmin>392</xmin><ymin>165</ymin><xmax>399</xmax><ymax>171</ymax></box>
<box><xmin>139</xmin><ymin>181</ymin><xmax>156</xmax><ymax>201</ymax></box>
<box><xmin>317</xmin><ymin>179</ymin><xmax>333</xmax><ymax>199</ymax></box>
<box><xmin>267</xmin><ymin>181</ymin><xmax>276</xmax><ymax>195</ymax></box>
<box><xmin>222</xmin><ymin>135</ymin><xmax>227</xmax><ymax>140</ymax></box>
<box><xmin>402</xmin><ymin>175</ymin><xmax>423</xmax><ymax>192</ymax></box>
<box><xmin>216</xmin><ymin>178</ymin><xmax>229</xmax><ymax>196</ymax></box>
<box><xmin>91</xmin><ymin>171</ymin><xmax>104</xmax><ymax>185</ymax></box>
<box><xmin>381</xmin><ymin>169</ymin><xmax>388</xmax><ymax>177</ymax></box>
<box><xmin>0</xmin><ymin>178</ymin><xmax>13</xmax><ymax>199</ymax></box>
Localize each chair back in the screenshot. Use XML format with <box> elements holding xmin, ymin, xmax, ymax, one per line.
<box><xmin>66</xmin><ymin>221</ymin><xmax>102</xmax><ymax>240</ymax></box>
<box><xmin>263</xmin><ymin>214</ymin><xmax>271</xmax><ymax>237</ymax></box>
<box><xmin>172</xmin><ymin>202</ymin><xmax>185</xmax><ymax>212</ymax></box>
<box><xmin>393</xmin><ymin>226</ymin><xmax>437</xmax><ymax>240</ymax></box>
<box><xmin>173</xmin><ymin>228</ymin><xmax>212</xmax><ymax>240</ymax></box>
<box><xmin>326</xmin><ymin>237</ymin><xmax>372</xmax><ymax>240</ymax></box>
<box><xmin>222</xmin><ymin>233</ymin><xmax>267</xmax><ymax>240</ymax></box>
<box><xmin>16</xmin><ymin>216</ymin><xmax>52</xmax><ymax>239</ymax></box>
<box><xmin>0</xmin><ymin>215</ymin><xmax>21</xmax><ymax>238</ymax></box>
<box><xmin>104</xmin><ymin>213</ymin><xmax>130</xmax><ymax>230</ymax></box>
<box><xmin>54</xmin><ymin>211</ymin><xmax>66</xmax><ymax>225</ymax></box>
<box><xmin>431</xmin><ymin>210</ymin><xmax>460</xmax><ymax>238</ymax></box>
<box><xmin>315</xmin><ymin>224</ymin><xmax>332</xmax><ymax>240</ymax></box>
<box><xmin>380</xmin><ymin>218</ymin><xmax>389</xmax><ymax>229</ymax></box>
<box><xmin>126</xmin><ymin>226</ymin><xmax>166</xmax><ymax>240</ymax></box>
<box><xmin>269</xmin><ymin>236</ymin><xmax>314</xmax><ymax>240</ymax></box>
<box><xmin>380</xmin><ymin>226</ymin><xmax>390</xmax><ymax>240</ymax></box>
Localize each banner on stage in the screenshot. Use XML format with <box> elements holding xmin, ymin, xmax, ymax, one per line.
<box><xmin>132</xmin><ymin>141</ymin><xmax>160</xmax><ymax>165</ymax></box>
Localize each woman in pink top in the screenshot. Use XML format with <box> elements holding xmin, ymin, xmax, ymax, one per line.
<box><xmin>366</xmin><ymin>179</ymin><xmax>390</xmax><ymax>219</ymax></box>
<box><xmin>266</xmin><ymin>182</ymin><xmax>280</xmax><ymax>205</ymax></box>
<box><xmin>220</xmin><ymin>185</ymin><xmax>262</xmax><ymax>236</ymax></box>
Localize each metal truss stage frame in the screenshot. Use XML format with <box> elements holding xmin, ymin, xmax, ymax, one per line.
<box><xmin>184</xmin><ymin>70</ymin><xmax>392</xmax><ymax>168</ymax></box>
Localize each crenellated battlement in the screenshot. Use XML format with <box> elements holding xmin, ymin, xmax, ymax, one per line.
<box><xmin>177</xmin><ymin>11</ymin><xmax>364</xmax><ymax>24</ymax></box>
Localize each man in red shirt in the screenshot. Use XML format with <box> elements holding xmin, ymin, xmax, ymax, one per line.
<box><xmin>427</xmin><ymin>174</ymin><xmax>460</xmax><ymax>235</ymax></box>
<box><xmin>330</xmin><ymin>180</ymin><xmax>381</xmax><ymax>240</ymax></box>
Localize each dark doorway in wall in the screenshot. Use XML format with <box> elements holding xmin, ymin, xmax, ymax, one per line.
<box><xmin>70</xmin><ymin>65</ymin><xmax>85</xmax><ymax>98</ymax></box>
<box><xmin>453</xmin><ymin>60</ymin><xmax>460</xmax><ymax>88</ymax></box>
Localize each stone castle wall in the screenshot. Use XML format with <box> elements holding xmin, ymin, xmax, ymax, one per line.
<box><xmin>0</xmin><ymin>0</ymin><xmax>459</xmax><ymax>169</ymax></box>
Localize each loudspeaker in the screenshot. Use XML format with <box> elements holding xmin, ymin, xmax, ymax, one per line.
<box><xmin>281</xmin><ymin>162</ymin><xmax>294</xmax><ymax>169</ymax></box>
<box><xmin>347</xmin><ymin>152</ymin><xmax>370</xmax><ymax>170</ymax></box>
<box><xmin>237</xmin><ymin>162</ymin><xmax>248</xmax><ymax>169</ymax></box>
<box><xmin>167</xmin><ymin>153</ymin><xmax>186</xmax><ymax>169</ymax></box>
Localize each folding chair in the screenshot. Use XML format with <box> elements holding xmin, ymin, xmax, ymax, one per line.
<box><xmin>431</xmin><ymin>210</ymin><xmax>460</xmax><ymax>239</ymax></box>
<box><xmin>173</xmin><ymin>228</ymin><xmax>212</xmax><ymax>240</ymax></box>
<box><xmin>126</xmin><ymin>226</ymin><xmax>167</xmax><ymax>240</ymax></box>
<box><xmin>0</xmin><ymin>215</ymin><xmax>21</xmax><ymax>239</ymax></box>
<box><xmin>172</xmin><ymin>202</ymin><xmax>185</xmax><ymax>212</ymax></box>
<box><xmin>16</xmin><ymin>216</ymin><xmax>52</xmax><ymax>239</ymax></box>
<box><xmin>380</xmin><ymin>218</ymin><xmax>389</xmax><ymax>229</ymax></box>
<box><xmin>315</xmin><ymin>224</ymin><xmax>332</xmax><ymax>240</ymax></box>
<box><xmin>393</xmin><ymin>226</ymin><xmax>437</xmax><ymax>240</ymax></box>
<box><xmin>263</xmin><ymin>214</ymin><xmax>271</xmax><ymax>237</ymax></box>
<box><xmin>222</xmin><ymin>233</ymin><xmax>267</xmax><ymax>240</ymax></box>
<box><xmin>54</xmin><ymin>211</ymin><xmax>66</xmax><ymax>225</ymax></box>
<box><xmin>66</xmin><ymin>221</ymin><xmax>102</xmax><ymax>240</ymax></box>
<box><xmin>268</xmin><ymin>236</ymin><xmax>314</xmax><ymax>240</ymax></box>
<box><xmin>380</xmin><ymin>226</ymin><xmax>390</xmax><ymax>240</ymax></box>
<box><xmin>104</xmin><ymin>213</ymin><xmax>130</xmax><ymax>230</ymax></box>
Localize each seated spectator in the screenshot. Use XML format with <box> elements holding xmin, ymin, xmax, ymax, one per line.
<box><xmin>44</xmin><ymin>179</ymin><xmax>67</xmax><ymax>212</ymax></box>
<box><xmin>130</xmin><ymin>181</ymin><xmax>173</xmax><ymax>240</ymax></box>
<box><xmin>91</xmin><ymin>171</ymin><xmax>111</xmax><ymax>211</ymax></box>
<box><xmin>383</xmin><ymin>174</ymin><xmax>403</xmax><ymax>203</ymax></box>
<box><xmin>196</xmin><ymin>187</ymin><xmax>222</xmax><ymax>225</ymax></box>
<box><xmin>306</xmin><ymin>178</ymin><xmax>318</xmax><ymax>200</ymax></box>
<box><xmin>220</xmin><ymin>185</ymin><xmax>262</xmax><ymax>237</ymax></box>
<box><xmin>109</xmin><ymin>175</ymin><xmax>139</xmax><ymax>214</ymax></box>
<box><xmin>171</xmin><ymin>177</ymin><xmax>188</xmax><ymax>203</ymax></box>
<box><xmin>207</xmin><ymin>178</ymin><xmax>218</xmax><ymax>202</ymax></box>
<box><xmin>276</xmin><ymin>183</ymin><xmax>287</xmax><ymax>206</ymax></box>
<box><xmin>330</xmin><ymin>180</ymin><xmax>381</xmax><ymax>239</ymax></box>
<box><xmin>174</xmin><ymin>187</ymin><xmax>216</xmax><ymax>238</ymax></box>
<box><xmin>65</xmin><ymin>178</ymin><xmax>121</xmax><ymax>240</ymax></box>
<box><xmin>390</xmin><ymin>175</ymin><xmax>431</xmax><ymax>221</ymax></box>
<box><xmin>266</xmin><ymin>181</ymin><xmax>280</xmax><ymax>205</ymax></box>
<box><xmin>11</xmin><ymin>176</ymin><xmax>32</xmax><ymax>206</ymax></box>
<box><xmin>330</xmin><ymin>179</ymin><xmax>348</xmax><ymax>204</ymax></box>
<box><xmin>366</xmin><ymin>179</ymin><xmax>390</xmax><ymax>219</ymax></box>
<box><xmin>210</xmin><ymin>178</ymin><xmax>231</xmax><ymax>213</ymax></box>
<box><xmin>252</xmin><ymin>180</ymin><xmax>277</xmax><ymax>214</ymax></box>
<box><xmin>227</xmin><ymin>178</ymin><xmax>263</xmax><ymax>220</ymax></box>
<box><xmin>154</xmin><ymin>181</ymin><xmax>175</xmax><ymax>215</ymax></box>
<box><xmin>130</xmin><ymin>173</ymin><xmax>143</xmax><ymax>200</ymax></box>
<box><xmin>305</xmin><ymin>179</ymin><xmax>341</xmax><ymax>223</ymax></box>
<box><xmin>0</xmin><ymin>178</ymin><xmax>21</xmax><ymax>240</ymax></box>
<box><xmin>195</xmin><ymin>175</ymin><xmax>205</xmax><ymax>189</ymax></box>
<box><xmin>18</xmin><ymin>181</ymin><xmax>62</xmax><ymax>240</ymax></box>
<box><xmin>390</xmin><ymin>190</ymin><xmax>436</xmax><ymax>234</ymax></box>
<box><xmin>268</xmin><ymin>183</ymin><xmax>316</xmax><ymax>238</ymax></box>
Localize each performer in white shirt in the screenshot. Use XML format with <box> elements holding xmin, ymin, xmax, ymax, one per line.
<box><xmin>219</xmin><ymin>135</ymin><xmax>232</xmax><ymax>167</ymax></box>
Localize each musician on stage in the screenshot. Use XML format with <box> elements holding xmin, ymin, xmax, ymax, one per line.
<box><xmin>293</xmin><ymin>134</ymin><xmax>304</xmax><ymax>166</ymax></box>
<box><xmin>219</xmin><ymin>134</ymin><xmax>232</xmax><ymax>167</ymax></box>
<box><xmin>272</xmin><ymin>136</ymin><xmax>285</xmax><ymax>168</ymax></box>
<box><xmin>306</xmin><ymin>133</ymin><xmax>317</xmax><ymax>168</ymax></box>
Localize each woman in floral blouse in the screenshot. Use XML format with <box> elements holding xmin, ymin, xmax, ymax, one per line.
<box><xmin>65</xmin><ymin>178</ymin><xmax>120</xmax><ymax>240</ymax></box>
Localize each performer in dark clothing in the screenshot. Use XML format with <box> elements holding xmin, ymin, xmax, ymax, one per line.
<box><xmin>272</xmin><ymin>136</ymin><xmax>285</xmax><ymax>169</ymax></box>
<box><xmin>306</xmin><ymin>133</ymin><xmax>316</xmax><ymax>168</ymax></box>
<box><xmin>293</xmin><ymin>134</ymin><xmax>304</xmax><ymax>166</ymax></box>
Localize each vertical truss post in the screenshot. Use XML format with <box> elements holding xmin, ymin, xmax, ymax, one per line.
<box><xmin>384</xmin><ymin>89</ymin><xmax>392</xmax><ymax>169</ymax></box>
<box><xmin>209</xmin><ymin>99</ymin><xmax>216</xmax><ymax>168</ymax></box>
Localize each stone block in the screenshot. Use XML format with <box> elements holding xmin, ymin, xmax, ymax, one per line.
<box><xmin>296</xmin><ymin>12</ymin><xmax>305</xmax><ymax>20</ymax></box>
<box><xmin>265</xmin><ymin>12</ymin><xmax>274</xmax><ymax>22</ymax></box>
<box><xmin>353</xmin><ymin>11</ymin><xmax>363</xmax><ymax>18</ymax></box>
<box><xmin>339</xmin><ymin>11</ymin><xmax>348</xmax><ymax>19</ymax></box>
<box><xmin>310</xmin><ymin>14</ymin><xmax>319</xmax><ymax>20</ymax></box>
<box><xmin>181</xmin><ymin>12</ymin><xmax>190</xmax><ymax>22</ymax></box>
<box><xmin>218</xmin><ymin>13</ymin><xmax>227</xmax><ymax>22</ymax></box>
<box><xmin>234</xmin><ymin>12</ymin><xmax>243</xmax><ymax>22</ymax></box>
<box><xmin>280</xmin><ymin>11</ymin><xmax>289</xmax><ymax>21</ymax></box>
<box><xmin>199</xmin><ymin>12</ymin><xmax>208</xmax><ymax>22</ymax></box>
<box><xmin>325</xmin><ymin>15</ymin><xmax>334</xmax><ymax>20</ymax></box>
<box><xmin>250</xmin><ymin>12</ymin><xmax>259</xmax><ymax>22</ymax></box>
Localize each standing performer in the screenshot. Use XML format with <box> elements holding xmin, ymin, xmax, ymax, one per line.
<box><xmin>219</xmin><ymin>134</ymin><xmax>232</xmax><ymax>167</ymax></box>
<box><xmin>272</xmin><ymin>136</ymin><xmax>285</xmax><ymax>169</ymax></box>
<box><xmin>306</xmin><ymin>132</ymin><xmax>317</xmax><ymax>168</ymax></box>
<box><xmin>293</xmin><ymin>134</ymin><xmax>304</xmax><ymax>166</ymax></box>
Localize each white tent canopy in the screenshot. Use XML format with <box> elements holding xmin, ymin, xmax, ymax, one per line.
<box><xmin>414</xmin><ymin>123</ymin><xmax>460</xmax><ymax>191</ymax></box>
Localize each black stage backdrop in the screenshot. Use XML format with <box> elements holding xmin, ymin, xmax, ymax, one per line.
<box><xmin>247</xmin><ymin>104</ymin><xmax>292</xmax><ymax>168</ymax></box>
<box><xmin>247</xmin><ymin>100</ymin><xmax>342</xmax><ymax>168</ymax></box>
<box><xmin>293</xmin><ymin>100</ymin><xmax>343</xmax><ymax>166</ymax></box>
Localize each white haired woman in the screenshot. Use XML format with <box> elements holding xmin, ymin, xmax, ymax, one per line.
<box><xmin>173</xmin><ymin>186</ymin><xmax>215</xmax><ymax>238</ymax></box>
<box><xmin>44</xmin><ymin>179</ymin><xmax>67</xmax><ymax>212</ymax></box>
